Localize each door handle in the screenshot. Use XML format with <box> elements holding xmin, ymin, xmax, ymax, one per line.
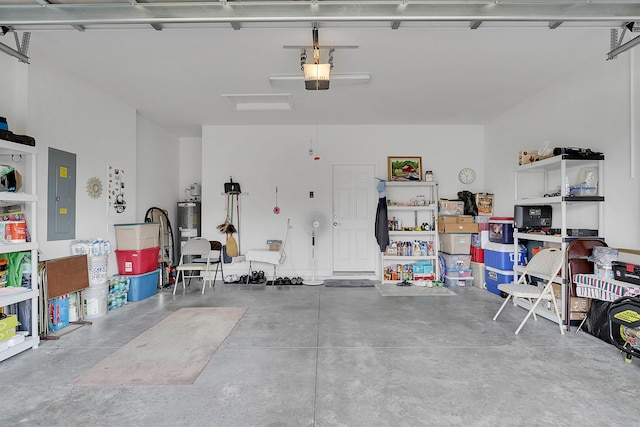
<box><xmin>333</xmin><ymin>222</ymin><xmax>340</xmax><ymax>226</ymax></box>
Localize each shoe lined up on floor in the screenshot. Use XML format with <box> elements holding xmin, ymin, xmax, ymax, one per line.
<box><xmin>266</xmin><ymin>277</ymin><xmax>304</xmax><ymax>286</ymax></box>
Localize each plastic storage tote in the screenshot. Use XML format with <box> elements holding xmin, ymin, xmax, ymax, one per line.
<box><xmin>444</xmin><ymin>276</ymin><xmax>474</xmax><ymax>287</ymax></box>
<box><xmin>114</xmin><ymin>223</ymin><xmax>160</xmax><ymax>250</ymax></box>
<box><xmin>127</xmin><ymin>270</ymin><xmax>159</xmax><ymax>302</ymax></box>
<box><xmin>115</xmin><ymin>246</ymin><xmax>160</xmax><ymax>275</ymax></box>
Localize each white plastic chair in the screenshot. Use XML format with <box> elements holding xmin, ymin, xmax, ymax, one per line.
<box><xmin>492</xmin><ymin>248</ymin><xmax>565</xmax><ymax>335</ymax></box>
<box><xmin>173</xmin><ymin>237</ymin><xmax>215</xmax><ymax>295</ymax></box>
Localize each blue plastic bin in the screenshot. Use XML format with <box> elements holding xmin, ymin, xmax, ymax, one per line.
<box><xmin>127</xmin><ymin>269</ymin><xmax>159</xmax><ymax>302</ymax></box>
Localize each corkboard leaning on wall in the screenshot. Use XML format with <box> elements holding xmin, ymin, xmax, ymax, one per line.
<box><xmin>46</xmin><ymin>254</ymin><xmax>89</xmax><ymax>299</ymax></box>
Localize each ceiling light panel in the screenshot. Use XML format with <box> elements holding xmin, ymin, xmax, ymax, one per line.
<box><xmin>221</xmin><ymin>93</ymin><xmax>294</xmax><ymax>111</ymax></box>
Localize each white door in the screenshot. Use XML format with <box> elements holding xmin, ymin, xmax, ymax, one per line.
<box><xmin>332</xmin><ymin>164</ymin><xmax>376</xmax><ymax>273</ymax></box>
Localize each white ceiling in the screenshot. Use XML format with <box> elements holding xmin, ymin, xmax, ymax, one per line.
<box><xmin>1</xmin><ymin>1</ymin><xmax>639</xmax><ymax>137</ymax></box>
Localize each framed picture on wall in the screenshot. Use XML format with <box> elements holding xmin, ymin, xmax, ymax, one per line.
<box><xmin>387</xmin><ymin>156</ymin><xmax>423</xmax><ymax>181</ymax></box>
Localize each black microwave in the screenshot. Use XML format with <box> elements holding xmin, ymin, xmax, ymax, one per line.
<box><xmin>514</xmin><ymin>205</ymin><xmax>552</xmax><ymax>230</ymax></box>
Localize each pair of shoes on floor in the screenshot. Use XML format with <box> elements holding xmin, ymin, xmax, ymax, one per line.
<box><xmin>267</xmin><ymin>277</ymin><xmax>304</xmax><ymax>286</ymax></box>
<box><xmin>244</xmin><ymin>271</ymin><xmax>265</xmax><ymax>284</ymax></box>
<box><xmin>396</xmin><ymin>280</ymin><xmax>412</xmax><ymax>287</ymax></box>
<box><xmin>224</xmin><ymin>274</ymin><xmax>240</xmax><ymax>284</ymax></box>
<box><xmin>412</xmin><ymin>280</ymin><xmax>433</xmax><ymax>287</ymax></box>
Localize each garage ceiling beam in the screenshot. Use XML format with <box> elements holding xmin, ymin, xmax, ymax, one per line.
<box><xmin>1</xmin><ymin>1</ymin><xmax>640</xmax><ymax>29</ymax></box>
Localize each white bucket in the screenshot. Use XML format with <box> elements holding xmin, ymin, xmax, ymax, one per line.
<box><xmin>88</xmin><ymin>255</ymin><xmax>108</xmax><ymax>286</ymax></box>
<box><xmin>83</xmin><ymin>284</ymin><xmax>108</xmax><ymax>319</ymax></box>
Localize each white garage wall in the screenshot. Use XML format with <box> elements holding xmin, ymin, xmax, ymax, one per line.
<box><xmin>0</xmin><ymin>54</ymin><xmax>28</xmax><ymax>134</ymax></box>
<box><xmin>178</xmin><ymin>137</ymin><xmax>202</xmax><ymax>203</ymax></box>
<box><xmin>26</xmin><ymin>55</ymin><xmax>137</xmax><ymax>267</ymax></box>
<box><xmin>21</xmin><ymin>56</ymin><xmax>178</xmax><ymax>275</ymax></box>
<box><xmin>136</xmin><ymin>113</ymin><xmax>180</xmax><ymax>223</ymax></box>
<box><xmin>485</xmin><ymin>52</ymin><xmax>640</xmax><ymax>249</ymax></box>
<box><xmin>202</xmin><ymin>124</ymin><xmax>484</xmax><ymax>278</ymax></box>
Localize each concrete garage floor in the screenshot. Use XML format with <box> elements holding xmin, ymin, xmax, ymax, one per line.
<box><xmin>1</xmin><ymin>283</ymin><xmax>639</xmax><ymax>426</ymax></box>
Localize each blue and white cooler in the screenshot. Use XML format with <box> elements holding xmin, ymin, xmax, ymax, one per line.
<box><xmin>484</xmin><ymin>242</ymin><xmax>527</xmax><ymax>296</ymax></box>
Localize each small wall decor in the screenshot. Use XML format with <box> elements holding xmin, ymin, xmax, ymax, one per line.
<box><xmin>86</xmin><ymin>177</ymin><xmax>103</xmax><ymax>199</ymax></box>
<box><xmin>387</xmin><ymin>156</ymin><xmax>422</xmax><ymax>181</ymax></box>
<box><xmin>107</xmin><ymin>165</ymin><xmax>127</xmax><ymax>215</ymax></box>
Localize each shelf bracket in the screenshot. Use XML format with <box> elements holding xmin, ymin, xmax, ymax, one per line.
<box><xmin>0</xmin><ymin>27</ymin><xmax>30</xmax><ymax>63</ymax></box>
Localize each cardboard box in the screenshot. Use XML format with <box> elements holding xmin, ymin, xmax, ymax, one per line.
<box><xmin>618</xmin><ymin>249</ymin><xmax>640</xmax><ymax>266</ymax></box>
<box><xmin>518</xmin><ymin>150</ymin><xmax>555</xmax><ymax>165</ymax></box>
<box><xmin>0</xmin><ymin>168</ymin><xmax>22</xmax><ymax>192</ymax></box>
<box><xmin>550</xmin><ymin>284</ymin><xmax>590</xmax><ymax>313</ymax></box>
<box><xmin>438</xmin><ymin>200</ymin><xmax>464</xmax><ymax>216</ymax></box>
<box><xmin>569</xmin><ymin>311</ymin><xmax>588</xmax><ymax>321</ymax></box>
<box><xmin>438</xmin><ymin>215</ymin><xmax>479</xmax><ymax>233</ymax></box>
<box><xmin>438</xmin><ymin>222</ymin><xmax>479</xmax><ymax>233</ymax></box>
<box><xmin>475</xmin><ymin>193</ymin><xmax>494</xmax><ymax>216</ymax></box>
<box><xmin>457</xmin><ymin>215</ymin><xmax>475</xmax><ymax>224</ymax></box>
<box><xmin>0</xmin><ymin>314</ymin><xmax>18</xmax><ymax>341</ymax></box>
<box><xmin>570</xmin><ymin>297</ymin><xmax>591</xmax><ymax>313</ymax></box>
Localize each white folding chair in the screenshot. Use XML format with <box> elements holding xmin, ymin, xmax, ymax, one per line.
<box><xmin>492</xmin><ymin>248</ymin><xmax>565</xmax><ymax>335</ymax></box>
<box><xmin>192</xmin><ymin>240</ymin><xmax>223</xmax><ymax>285</ymax></box>
<box><xmin>173</xmin><ymin>237</ymin><xmax>215</xmax><ymax>295</ymax></box>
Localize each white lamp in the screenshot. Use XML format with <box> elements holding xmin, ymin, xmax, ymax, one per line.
<box><xmin>304</xmin><ymin>63</ymin><xmax>331</xmax><ymax>90</ymax></box>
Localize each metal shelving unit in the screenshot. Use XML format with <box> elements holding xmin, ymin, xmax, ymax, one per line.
<box><xmin>0</xmin><ymin>138</ymin><xmax>39</xmax><ymax>362</ymax></box>
<box><xmin>513</xmin><ymin>154</ymin><xmax>604</xmax><ymax>329</ymax></box>
<box><xmin>381</xmin><ymin>181</ymin><xmax>439</xmax><ymax>284</ymax></box>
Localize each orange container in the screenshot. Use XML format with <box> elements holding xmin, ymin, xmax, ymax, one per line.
<box><xmin>4</xmin><ymin>221</ymin><xmax>27</xmax><ymax>243</ymax></box>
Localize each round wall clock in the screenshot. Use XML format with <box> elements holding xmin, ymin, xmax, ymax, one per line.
<box><xmin>458</xmin><ymin>168</ymin><xmax>476</xmax><ymax>184</ymax></box>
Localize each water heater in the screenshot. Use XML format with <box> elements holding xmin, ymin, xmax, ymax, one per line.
<box><xmin>177</xmin><ymin>201</ymin><xmax>201</xmax><ymax>262</ymax></box>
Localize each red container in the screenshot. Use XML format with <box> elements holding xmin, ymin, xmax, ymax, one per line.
<box><xmin>115</xmin><ymin>246</ymin><xmax>160</xmax><ymax>275</ymax></box>
<box><xmin>471</xmin><ymin>246</ymin><xmax>484</xmax><ymax>263</ymax></box>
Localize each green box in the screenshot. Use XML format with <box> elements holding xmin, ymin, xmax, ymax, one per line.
<box><xmin>0</xmin><ymin>314</ymin><xmax>18</xmax><ymax>341</ymax></box>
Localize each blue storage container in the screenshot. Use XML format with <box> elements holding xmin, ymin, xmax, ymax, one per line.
<box><xmin>485</xmin><ymin>266</ymin><xmax>515</xmax><ymax>296</ymax></box>
<box><xmin>127</xmin><ymin>269</ymin><xmax>159</xmax><ymax>302</ymax></box>
<box><xmin>48</xmin><ymin>295</ymin><xmax>69</xmax><ymax>331</ymax></box>
<box><xmin>484</xmin><ymin>242</ymin><xmax>527</xmax><ymax>270</ymax></box>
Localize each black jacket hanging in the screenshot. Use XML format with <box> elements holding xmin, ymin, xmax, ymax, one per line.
<box><xmin>375</xmin><ymin>180</ymin><xmax>389</xmax><ymax>252</ymax></box>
